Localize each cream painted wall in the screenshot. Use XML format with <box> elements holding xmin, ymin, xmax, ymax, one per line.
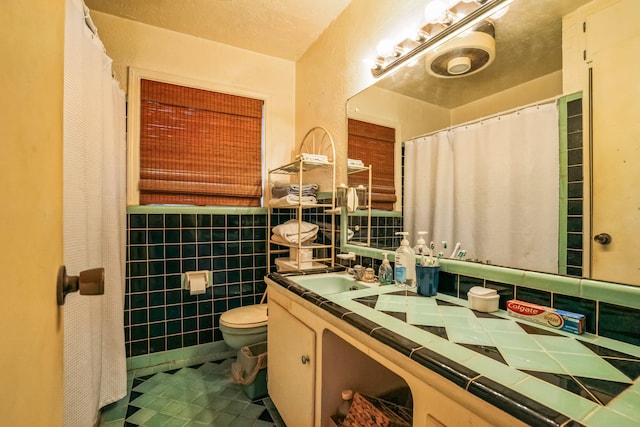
<box><xmin>451</xmin><ymin>71</ymin><xmax>562</xmax><ymax>124</ymax></box>
<box><xmin>91</xmin><ymin>11</ymin><xmax>297</xmax><ymax>177</ymax></box>
<box><xmin>347</xmin><ymin>86</ymin><xmax>450</xmax><ymax>142</ymax></box>
<box><xmin>0</xmin><ymin>1</ymin><xmax>64</xmax><ymax>425</ymax></box>
<box><xmin>296</xmin><ymin>0</ymin><xmax>427</xmax><ymax>184</ymax></box>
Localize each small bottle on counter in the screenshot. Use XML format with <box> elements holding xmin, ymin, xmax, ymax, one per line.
<box><xmin>378</xmin><ymin>252</ymin><xmax>393</xmax><ymax>285</ymax></box>
<box><xmin>336</xmin><ymin>389</ymin><xmax>354</xmax><ymax>423</ymax></box>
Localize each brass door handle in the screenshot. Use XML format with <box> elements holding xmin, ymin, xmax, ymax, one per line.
<box><xmin>593</xmin><ymin>233</ymin><xmax>612</xmax><ymax>245</ymax></box>
<box><xmin>57</xmin><ymin>265</ymin><xmax>105</xmax><ymax>305</ymax></box>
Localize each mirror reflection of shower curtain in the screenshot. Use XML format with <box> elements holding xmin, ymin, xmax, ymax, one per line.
<box><xmin>404</xmin><ymin>102</ymin><xmax>559</xmax><ymax>272</ymax></box>
<box><xmin>63</xmin><ymin>0</ymin><xmax>127</xmax><ymax>425</ymax></box>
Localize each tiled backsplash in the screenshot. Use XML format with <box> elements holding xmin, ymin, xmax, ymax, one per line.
<box><xmin>351</xmin><ymin>251</ymin><xmax>640</xmax><ymax>347</ymax></box>
<box><xmin>126</xmin><ymin>206</ymin><xmax>639</xmax><ymax>361</ymax></box>
<box><xmin>126</xmin><ymin>208</ymin><xmax>270</xmax><ymax>358</ymax></box>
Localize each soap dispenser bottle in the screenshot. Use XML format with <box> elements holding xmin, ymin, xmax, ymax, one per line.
<box><xmin>414</xmin><ymin>231</ymin><xmax>428</xmax><ymax>257</ymax></box>
<box><xmin>395</xmin><ymin>232</ymin><xmax>416</xmax><ymax>288</ymax></box>
<box><xmin>378</xmin><ymin>252</ymin><xmax>393</xmax><ymax>285</ymax></box>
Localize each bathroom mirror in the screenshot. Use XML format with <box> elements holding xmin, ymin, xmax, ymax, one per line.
<box><xmin>345</xmin><ymin>0</ymin><xmax>639</xmax><ymax>285</ymax></box>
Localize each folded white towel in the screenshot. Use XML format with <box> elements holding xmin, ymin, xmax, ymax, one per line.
<box><xmin>268</xmin><ymin>194</ymin><xmax>318</xmax><ymax>207</ymax></box>
<box><xmin>348</xmin><ymin>158</ymin><xmax>365</xmax><ymax>167</ymax></box>
<box><xmin>272</xmin><ymin>220</ymin><xmax>319</xmax><ymax>244</ymax></box>
<box><xmin>270</xmin><ymin>234</ymin><xmax>316</xmax><ymax>245</ymax></box>
<box><xmin>297</xmin><ymin>153</ymin><xmax>328</xmax><ymax>163</ymax></box>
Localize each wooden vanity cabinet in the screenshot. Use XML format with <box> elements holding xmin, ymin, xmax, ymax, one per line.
<box><xmin>266</xmin><ymin>281</ymin><xmax>526</xmax><ymax>427</ymax></box>
<box><xmin>267</xmin><ymin>298</ymin><xmax>316</xmax><ymax>427</ymax></box>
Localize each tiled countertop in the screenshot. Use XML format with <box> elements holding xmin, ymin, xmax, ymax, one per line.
<box><xmin>267</xmin><ymin>271</ymin><xmax>640</xmax><ymax>427</ymax></box>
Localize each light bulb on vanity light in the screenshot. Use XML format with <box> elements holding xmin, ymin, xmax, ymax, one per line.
<box><xmin>376</xmin><ymin>39</ymin><xmax>397</xmax><ymax>58</ymax></box>
<box><xmin>424</xmin><ymin>0</ymin><xmax>448</xmax><ymax>23</ymax></box>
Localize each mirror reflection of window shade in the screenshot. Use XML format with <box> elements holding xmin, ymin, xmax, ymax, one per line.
<box><xmin>348</xmin><ymin>119</ymin><xmax>396</xmax><ymax>210</ymax></box>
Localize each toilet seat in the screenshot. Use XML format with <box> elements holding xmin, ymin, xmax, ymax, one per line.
<box><xmin>220</xmin><ymin>304</ymin><xmax>268</xmax><ymax>329</ymax></box>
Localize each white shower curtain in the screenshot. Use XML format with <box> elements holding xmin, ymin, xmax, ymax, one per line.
<box><xmin>63</xmin><ymin>0</ymin><xmax>127</xmax><ymax>425</ymax></box>
<box><xmin>404</xmin><ymin>103</ymin><xmax>559</xmax><ymax>272</ymax></box>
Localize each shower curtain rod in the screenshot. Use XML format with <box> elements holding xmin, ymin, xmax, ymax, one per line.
<box><xmin>403</xmin><ymin>94</ymin><xmax>561</xmax><ymax>143</ymax></box>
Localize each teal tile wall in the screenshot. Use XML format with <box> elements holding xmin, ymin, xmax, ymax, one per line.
<box><xmin>126</xmin><ymin>209</ymin><xmax>269</xmax><ymax>357</ymax></box>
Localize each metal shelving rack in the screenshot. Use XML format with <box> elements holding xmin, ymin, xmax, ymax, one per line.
<box><xmin>347</xmin><ymin>163</ymin><xmax>373</xmax><ymax>247</ymax></box>
<box><xmin>267</xmin><ymin>127</ymin><xmax>336</xmax><ymax>272</ymax></box>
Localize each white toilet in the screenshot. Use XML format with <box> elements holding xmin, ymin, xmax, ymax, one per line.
<box><xmin>219</xmin><ymin>303</ymin><xmax>268</xmax><ymax>350</ymax></box>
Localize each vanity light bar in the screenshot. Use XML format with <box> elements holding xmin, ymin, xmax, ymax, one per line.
<box><xmin>371</xmin><ymin>0</ymin><xmax>513</xmax><ymax>78</ymax></box>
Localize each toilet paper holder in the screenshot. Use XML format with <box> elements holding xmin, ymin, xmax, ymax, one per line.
<box><xmin>57</xmin><ymin>265</ymin><xmax>105</xmax><ymax>305</ymax></box>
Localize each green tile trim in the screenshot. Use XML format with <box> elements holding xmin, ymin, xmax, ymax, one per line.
<box><xmin>521</xmin><ymin>271</ymin><xmax>581</xmax><ymax>296</ymax></box>
<box><xmin>127</xmin><ymin>342</ymin><xmax>234</xmax><ymax>373</ymax></box>
<box><xmin>581</xmin><ymin>279</ymin><xmax>640</xmax><ymax>310</ymax></box>
<box><xmin>477</xmin><ymin>264</ymin><xmax>525</xmax><ymax>285</ymax></box>
<box><xmin>512</xmin><ymin>377</ymin><xmax>599</xmax><ymax>422</ymax></box>
<box><xmin>127</xmin><ymin>205</ymin><xmax>267</xmax><ymax>215</ymax></box>
<box><xmin>557</xmin><ymin>95</ymin><xmax>570</xmax><ymax>275</ymax></box>
<box><xmin>347</xmin><ymin>209</ymin><xmax>401</xmax><ymax>217</ymax></box>
<box><xmin>348</xmin><ymin>247</ymin><xmax>639</xmax><ymax>310</ymax></box>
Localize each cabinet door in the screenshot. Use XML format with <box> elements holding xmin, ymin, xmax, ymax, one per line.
<box><xmin>268</xmin><ymin>300</ymin><xmax>316</xmax><ymax>427</ymax></box>
<box><xmin>587</xmin><ymin>0</ymin><xmax>640</xmax><ymax>284</ymax></box>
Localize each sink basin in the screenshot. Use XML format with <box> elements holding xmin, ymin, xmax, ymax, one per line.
<box><xmin>290</xmin><ymin>273</ymin><xmax>377</xmax><ymax>295</ymax></box>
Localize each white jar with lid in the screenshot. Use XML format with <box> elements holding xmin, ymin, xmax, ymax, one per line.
<box><xmin>467</xmin><ymin>286</ymin><xmax>500</xmax><ymax>312</ymax></box>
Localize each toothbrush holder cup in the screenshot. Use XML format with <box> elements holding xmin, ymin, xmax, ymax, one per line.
<box><xmin>416</xmin><ymin>265</ymin><xmax>440</xmax><ymax>297</ymax></box>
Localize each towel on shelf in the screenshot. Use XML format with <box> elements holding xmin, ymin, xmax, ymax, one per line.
<box><xmin>296</xmin><ymin>153</ymin><xmax>328</xmax><ymax>163</ymax></box>
<box><xmin>272</xmin><ymin>219</ymin><xmax>319</xmax><ymax>244</ymax></box>
<box><xmin>270</xmin><ymin>234</ymin><xmax>317</xmax><ymax>245</ymax></box>
<box><xmin>268</xmin><ymin>194</ymin><xmax>318</xmax><ymax>207</ymax></box>
<box><xmin>348</xmin><ymin>158</ymin><xmax>365</xmax><ymax>168</ymax></box>
<box><xmin>272</xmin><ymin>182</ymin><xmax>319</xmax><ymax>198</ymax></box>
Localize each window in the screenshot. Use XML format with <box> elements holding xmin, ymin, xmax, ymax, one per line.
<box><xmin>135</xmin><ymin>78</ymin><xmax>264</xmax><ymax>206</ymax></box>
<box><xmin>347</xmin><ymin>118</ymin><xmax>396</xmax><ymax>210</ymax></box>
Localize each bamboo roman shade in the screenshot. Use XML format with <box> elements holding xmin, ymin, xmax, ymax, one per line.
<box><xmin>348</xmin><ymin>119</ymin><xmax>397</xmax><ymax>210</ymax></box>
<box><xmin>139</xmin><ymin>79</ymin><xmax>264</xmax><ymax>206</ymax></box>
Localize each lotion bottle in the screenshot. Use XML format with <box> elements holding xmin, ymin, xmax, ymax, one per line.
<box><xmin>395</xmin><ymin>232</ymin><xmax>416</xmax><ymax>288</ymax></box>
<box><xmin>378</xmin><ymin>252</ymin><xmax>393</xmax><ymax>285</ymax></box>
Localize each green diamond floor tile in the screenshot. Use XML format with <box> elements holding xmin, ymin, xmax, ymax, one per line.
<box><xmin>157</xmin><ymin>399</ymin><xmax>189</xmax><ymax>416</ymax></box>
<box><xmin>212</xmin><ymin>412</ymin><xmax>236</xmax><ymax>426</ymax></box>
<box><xmin>144</xmin><ymin>396</ymin><xmax>174</xmax><ymax>412</ymax></box>
<box><xmin>162</xmin><ymin>417</ymin><xmax>189</xmax><ymax>427</ymax></box>
<box><xmin>130</xmin><ymin>392</ymin><xmax>158</xmax><ymax>408</ymax></box>
<box><xmin>230</xmin><ymin>415</ymin><xmax>256</xmax><ymax>427</ymax></box>
<box><xmin>143</xmin><ymin>412</ymin><xmax>173</xmax><ymax>427</ymax></box>
<box><xmin>126</xmin><ymin>407</ymin><xmax>157</xmax><ymax>425</ymax></box>
<box><xmin>100</xmin><ymin>359</ymin><xmax>282</xmax><ymax>427</ymax></box>
<box><xmin>191</xmin><ymin>407</ymin><xmax>218</xmax><ymax>424</ymax></box>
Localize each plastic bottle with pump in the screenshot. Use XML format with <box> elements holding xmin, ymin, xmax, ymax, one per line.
<box><xmin>378</xmin><ymin>252</ymin><xmax>393</xmax><ymax>285</ymax></box>
<box><xmin>414</xmin><ymin>231</ymin><xmax>428</xmax><ymax>259</ymax></box>
<box><xmin>395</xmin><ymin>232</ymin><xmax>416</xmax><ymax>288</ymax></box>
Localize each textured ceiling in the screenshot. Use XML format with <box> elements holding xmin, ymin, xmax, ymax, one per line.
<box><xmin>84</xmin><ymin>0</ymin><xmax>352</xmax><ymax>61</ymax></box>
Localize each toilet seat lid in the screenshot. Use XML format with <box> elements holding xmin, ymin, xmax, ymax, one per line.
<box><xmin>220</xmin><ymin>304</ymin><xmax>268</xmax><ymax>328</ymax></box>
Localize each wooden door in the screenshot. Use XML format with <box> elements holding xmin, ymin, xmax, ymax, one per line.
<box><xmin>0</xmin><ymin>0</ymin><xmax>65</xmax><ymax>424</ymax></box>
<box><xmin>587</xmin><ymin>0</ymin><xmax>640</xmax><ymax>284</ymax></box>
<box><xmin>268</xmin><ymin>299</ymin><xmax>316</xmax><ymax>426</ymax></box>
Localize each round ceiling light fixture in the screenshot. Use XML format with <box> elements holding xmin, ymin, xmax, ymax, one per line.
<box><xmin>425</xmin><ymin>20</ymin><xmax>496</xmax><ymax>78</ymax></box>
